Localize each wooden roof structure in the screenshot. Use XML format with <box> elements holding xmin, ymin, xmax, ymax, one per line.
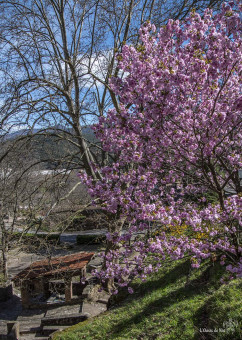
<box><xmin>12</xmin><ymin>252</ymin><xmax>94</xmax><ymax>285</ymax></box>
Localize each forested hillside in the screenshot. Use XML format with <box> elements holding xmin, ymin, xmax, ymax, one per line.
<box><xmin>2</xmin><ymin>126</ymin><xmax>97</xmax><ymax>169</ymax></box>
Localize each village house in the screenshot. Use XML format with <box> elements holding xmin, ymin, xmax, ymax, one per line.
<box><xmin>12</xmin><ymin>252</ymin><xmax>94</xmax><ymax>309</ymax></box>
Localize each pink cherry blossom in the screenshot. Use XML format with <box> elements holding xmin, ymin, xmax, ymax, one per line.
<box><xmin>79</xmin><ymin>2</ymin><xmax>242</xmax><ymax>291</ymax></box>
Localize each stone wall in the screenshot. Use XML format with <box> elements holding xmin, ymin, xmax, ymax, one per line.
<box><xmin>0</xmin><ymin>283</ymin><xmax>13</xmax><ymax>302</ymax></box>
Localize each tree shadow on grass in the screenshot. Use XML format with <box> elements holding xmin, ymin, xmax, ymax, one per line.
<box><xmin>192</xmin><ymin>278</ymin><xmax>242</xmax><ymax>340</ymax></box>
<box><xmin>108</xmin><ymin>261</ymin><xmax>225</xmax><ymax>339</ymax></box>
<box><xmin>132</xmin><ymin>259</ymin><xmax>191</xmax><ymax>296</ymax></box>
<box><xmin>109</xmin><ymin>259</ymin><xmax>191</xmax><ymax>308</ymax></box>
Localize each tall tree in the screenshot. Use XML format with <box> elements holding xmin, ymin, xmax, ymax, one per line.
<box><xmin>83</xmin><ymin>2</ymin><xmax>242</xmax><ymax>290</ymax></box>
<box><xmin>0</xmin><ymin>0</ymin><xmax>225</xmax><ymax>283</ymax></box>
<box><xmin>0</xmin><ymin>0</ymin><xmax>224</xmax><ymax>174</ymax></box>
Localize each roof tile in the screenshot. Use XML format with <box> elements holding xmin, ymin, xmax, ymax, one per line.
<box><xmin>13</xmin><ymin>252</ymin><xmax>94</xmax><ymax>284</ymax></box>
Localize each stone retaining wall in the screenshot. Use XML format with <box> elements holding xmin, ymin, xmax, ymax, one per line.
<box><xmin>0</xmin><ymin>283</ymin><xmax>13</xmax><ymax>302</ymax></box>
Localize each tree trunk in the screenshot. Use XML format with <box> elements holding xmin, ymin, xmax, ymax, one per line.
<box><xmin>102</xmin><ymin>217</ymin><xmax>126</xmax><ymax>292</ymax></box>
<box><xmin>1</xmin><ymin>230</ymin><xmax>9</xmax><ymax>281</ymax></box>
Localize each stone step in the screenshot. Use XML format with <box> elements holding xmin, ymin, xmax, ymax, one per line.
<box><xmin>17</xmin><ymin>317</ymin><xmax>43</xmax><ymax>322</ymax></box>
<box><xmin>41</xmin><ymin>313</ymin><xmax>89</xmax><ymax>327</ymax></box>
<box><xmin>19</xmin><ymin>321</ymin><xmax>42</xmax><ymax>334</ymax></box>
<box><xmin>20</xmin><ymin>326</ymin><xmax>42</xmax><ymax>335</ymax></box>
<box><xmin>20</xmin><ymin>334</ymin><xmax>49</xmax><ymax>340</ymax></box>
<box><xmin>82</xmin><ymin>301</ymin><xmax>107</xmax><ymax>317</ymax></box>
<box><xmin>41</xmin><ymin>325</ymin><xmax>70</xmax><ymax>336</ymax></box>
<box><xmin>45</xmin><ymin>304</ymin><xmax>82</xmax><ymax>317</ymax></box>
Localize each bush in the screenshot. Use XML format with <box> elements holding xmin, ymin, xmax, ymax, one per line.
<box><xmin>10</xmin><ymin>232</ymin><xmax>60</xmax><ymax>244</ymax></box>
<box><xmin>0</xmin><ymin>273</ymin><xmax>7</xmax><ymax>286</ymax></box>
<box><xmin>76</xmin><ymin>234</ymin><xmax>106</xmax><ymax>245</ymax></box>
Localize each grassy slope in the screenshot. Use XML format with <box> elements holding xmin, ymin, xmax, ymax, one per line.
<box><xmin>53</xmin><ymin>259</ymin><xmax>241</xmax><ymax>340</ymax></box>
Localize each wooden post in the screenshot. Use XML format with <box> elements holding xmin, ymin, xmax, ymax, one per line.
<box><xmin>20</xmin><ymin>283</ymin><xmax>30</xmax><ymax>309</ymax></box>
<box><xmin>42</xmin><ymin>278</ymin><xmax>50</xmax><ymax>300</ymax></box>
<box><xmin>64</xmin><ymin>276</ymin><xmax>72</xmax><ymax>302</ymax></box>
<box><xmin>82</xmin><ymin>266</ymin><xmax>86</xmax><ymax>277</ymax></box>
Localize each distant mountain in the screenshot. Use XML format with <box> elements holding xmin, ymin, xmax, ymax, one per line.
<box><xmin>3</xmin><ymin>128</ymin><xmax>40</xmax><ymax>140</ymax></box>
<box><xmin>1</xmin><ymin>125</ymin><xmax>98</xmax><ymax>169</ymax></box>
<box><xmin>6</xmin><ymin>125</ymin><xmax>95</xmax><ymax>140</ymax></box>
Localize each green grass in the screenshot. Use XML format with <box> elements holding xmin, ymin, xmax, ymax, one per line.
<box><xmin>53</xmin><ymin>259</ymin><xmax>242</xmax><ymax>340</ymax></box>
